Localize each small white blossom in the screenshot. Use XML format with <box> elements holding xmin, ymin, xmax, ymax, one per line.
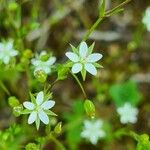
<box><xmin>117</xmin><ymin>102</ymin><xmax>138</xmax><ymax>124</ymax></box>
<box><xmin>23</xmin><ymin>91</ymin><xmax>55</xmax><ymax>126</ymax></box>
<box><xmin>0</xmin><ymin>40</ymin><xmax>18</xmax><ymax>64</ymax></box>
<box><xmin>31</xmin><ymin>51</ymin><xmax>56</xmax><ymax>75</ymax></box>
<box><xmin>142</xmin><ymin>7</ymin><xmax>150</xmax><ymax>31</ymax></box>
<box><xmin>65</xmin><ymin>42</ymin><xmax>103</xmax><ymax>76</ymax></box>
<box><xmin>81</xmin><ymin>119</ymin><xmax>106</xmax><ymax>145</ymax></box>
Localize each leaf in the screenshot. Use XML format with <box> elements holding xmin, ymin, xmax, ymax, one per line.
<box><xmin>99</xmin><ymin>0</ymin><xmax>106</xmax><ymax>17</ymax></box>
<box><xmin>109</xmin><ymin>80</ymin><xmax>141</xmax><ymax>107</ymax></box>
<box><xmin>45</xmin><ymin>110</ymin><xmax>57</xmax><ymax>116</ymax></box>
<box><xmin>88</xmin><ymin>42</ymin><xmax>95</xmax><ymax>54</ymax></box>
<box><xmin>70</xmin><ymin>44</ymin><xmax>78</xmax><ymax>54</ymax></box>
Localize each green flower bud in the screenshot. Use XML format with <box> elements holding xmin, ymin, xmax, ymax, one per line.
<box><xmin>23</xmin><ymin>49</ymin><xmax>33</xmax><ymax>58</ymax></box>
<box><xmin>13</xmin><ymin>105</ymin><xmax>23</xmax><ymax>117</ymax></box>
<box><xmin>25</xmin><ymin>143</ymin><xmax>39</xmax><ymax>150</ymax></box>
<box><xmin>84</xmin><ymin>100</ymin><xmax>95</xmax><ymax>118</ymax></box>
<box><xmin>8</xmin><ymin>96</ymin><xmax>20</xmax><ymax>107</ymax></box>
<box><xmin>40</xmin><ymin>54</ymin><xmax>49</xmax><ymax>61</ymax></box>
<box><xmin>34</xmin><ymin>70</ymin><xmax>47</xmax><ymax>83</ymax></box>
<box><xmin>54</xmin><ymin>122</ymin><xmax>62</xmax><ymax>134</ymax></box>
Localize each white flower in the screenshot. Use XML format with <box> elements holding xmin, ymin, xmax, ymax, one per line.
<box><xmin>142</xmin><ymin>7</ymin><xmax>150</xmax><ymax>31</ymax></box>
<box><xmin>23</xmin><ymin>91</ymin><xmax>55</xmax><ymax>126</ymax></box>
<box><xmin>31</xmin><ymin>51</ymin><xmax>56</xmax><ymax>75</ymax></box>
<box><xmin>0</xmin><ymin>40</ymin><xmax>18</xmax><ymax>64</ymax></box>
<box><xmin>65</xmin><ymin>42</ymin><xmax>103</xmax><ymax>76</ymax></box>
<box><xmin>81</xmin><ymin>119</ymin><xmax>106</xmax><ymax>145</ymax></box>
<box><xmin>117</xmin><ymin>102</ymin><xmax>138</xmax><ymax>124</ymax></box>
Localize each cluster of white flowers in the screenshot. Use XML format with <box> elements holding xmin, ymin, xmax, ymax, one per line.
<box><xmin>0</xmin><ymin>40</ymin><xmax>18</xmax><ymax>64</ymax></box>
<box><xmin>81</xmin><ymin>119</ymin><xmax>106</xmax><ymax>145</ymax></box>
<box><xmin>23</xmin><ymin>91</ymin><xmax>55</xmax><ymax>127</ymax></box>
<box><xmin>65</xmin><ymin>42</ymin><xmax>103</xmax><ymax>76</ymax></box>
<box><xmin>142</xmin><ymin>7</ymin><xmax>150</xmax><ymax>31</ymax></box>
<box><xmin>31</xmin><ymin>51</ymin><xmax>56</xmax><ymax>75</ymax></box>
<box><xmin>117</xmin><ymin>102</ymin><xmax>138</xmax><ymax>124</ymax></box>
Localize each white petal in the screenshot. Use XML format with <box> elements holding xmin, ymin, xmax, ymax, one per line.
<box><xmin>28</xmin><ymin>111</ymin><xmax>37</xmax><ymax>124</ymax></box>
<box><xmin>72</xmin><ymin>63</ymin><xmax>82</xmax><ymax>73</ymax></box>
<box><xmin>36</xmin><ymin>91</ymin><xmax>44</xmax><ymax>105</ymax></box>
<box><xmin>23</xmin><ymin>102</ymin><xmax>35</xmax><ymax>110</ymax></box>
<box><xmin>6</xmin><ymin>41</ymin><xmax>13</xmax><ymax>50</ymax></box>
<box><xmin>38</xmin><ymin>110</ymin><xmax>49</xmax><ymax>124</ymax></box>
<box><xmin>46</xmin><ymin>57</ymin><xmax>56</xmax><ymax>65</ymax></box>
<box><xmin>87</xmin><ymin>53</ymin><xmax>103</xmax><ymax>62</ymax></box>
<box><xmin>65</xmin><ymin>52</ymin><xmax>79</xmax><ymax>62</ymax></box>
<box><xmin>84</xmin><ymin>63</ymin><xmax>97</xmax><ymax>75</ymax></box>
<box><xmin>79</xmin><ymin>42</ymin><xmax>88</xmax><ymax>58</ymax></box>
<box><xmin>31</xmin><ymin>59</ymin><xmax>40</xmax><ymax>66</ymax></box>
<box><xmin>10</xmin><ymin>50</ymin><xmax>18</xmax><ymax>56</ymax></box>
<box><xmin>41</xmin><ymin>100</ymin><xmax>55</xmax><ymax>110</ymax></box>
<box><xmin>3</xmin><ymin>56</ymin><xmax>10</xmax><ymax>64</ymax></box>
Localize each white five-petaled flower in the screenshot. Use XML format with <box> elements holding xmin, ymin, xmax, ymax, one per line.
<box><xmin>117</xmin><ymin>102</ymin><xmax>138</xmax><ymax>124</ymax></box>
<box><xmin>0</xmin><ymin>40</ymin><xmax>18</xmax><ymax>64</ymax></box>
<box><xmin>142</xmin><ymin>7</ymin><xmax>150</xmax><ymax>31</ymax></box>
<box><xmin>65</xmin><ymin>41</ymin><xmax>103</xmax><ymax>76</ymax></box>
<box><xmin>31</xmin><ymin>51</ymin><xmax>56</xmax><ymax>75</ymax></box>
<box><xmin>81</xmin><ymin>119</ymin><xmax>106</xmax><ymax>145</ymax></box>
<box><xmin>23</xmin><ymin>91</ymin><xmax>55</xmax><ymax>125</ymax></box>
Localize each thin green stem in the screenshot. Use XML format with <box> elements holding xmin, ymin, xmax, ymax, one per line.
<box><xmin>82</xmin><ymin>0</ymin><xmax>132</xmax><ymax>41</ymax></box>
<box><xmin>48</xmin><ymin>134</ymin><xmax>66</xmax><ymax>150</ymax></box>
<box><xmin>0</xmin><ymin>80</ymin><xmax>10</xmax><ymax>95</ymax></box>
<box><xmin>71</xmin><ymin>72</ymin><xmax>87</xmax><ymax>99</ymax></box>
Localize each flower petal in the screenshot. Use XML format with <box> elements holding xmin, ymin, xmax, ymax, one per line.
<box><xmin>46</xmin><ymin>57</ymin><xmax>56</xmax><ymax>65</ymax></box>
<box><xmin>3</xmin><ymin>56</ymin><xmax>10</xmax><ymax>64</ymax></box>
<box><xmin>38</xmin><ymin>110</ymin><xmax>49</xmax><ymax>124</ymax></box>
<box><xmin>23</xmin><ymin>102</ymin><xmax>35</xmax><ymax>110</ymax></box>
<box><xmin>87</xmin><ymin>53</ymin><xmax>103</xmax><ymax>62</ymax></box>
<box><xmin>79</xmin><ymin>42</ymin><xmax>88</xmax><ymax>58</ymax></box>
<box><xmin>65</xmin><ymin>52</ymin><xmax>79</xmax><ymax>62</ymax></box>
<box><xmin>28</xmin><ymin>111</ymin><xmax>37</xmax><ymax>124</ymax></box>
<box><xmin>72</xmin><ymin>63</ymin><xmax>82</xmax><ymax>73</ymax></box>
<box><xmin>36</xmin><ymin>91</ymin><xmax>44</xmax><ymax>105</ymax></box>
<box><xmin>41</xmin><ymin>100</ymin><xmax>55</xmax><ymax>110</ymax></box>
<box><xmin>84</xmin><ymin>63</ymin><xmax>97</xmax><ymax>75</ymax></box>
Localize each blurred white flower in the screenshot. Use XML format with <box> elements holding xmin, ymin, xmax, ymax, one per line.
<box><xmin>31</xmin><ymin>51</ymin><xmax>56</xmax><ymax>75</ymax></box>
<box><xmin>65</xmin><ymin>41</ymin><xmax>103</xmax><ymax>76</ymax></box>
<box><xmin>117</xmin><ymin>102</ymin><xmax>138</xmax><ymax>124</ymax></box>
<box><xmin>142</xmin><ymin>7</ymin><xmax>150</xmax><ymax>31</ymax></box>
<box><xmin>23</xmin><ymin>91</ymin><xmax>55</xmax><ymax>125</ymax></box>
<box><xmin>81</xmin><ymin>119</ymin><xmax>106</xmax><ymax>145</ymax></box>
<box><xmin>0</xmin><ymin>40</ymin><xmax>18</xmax><ymax>64</ymax></box>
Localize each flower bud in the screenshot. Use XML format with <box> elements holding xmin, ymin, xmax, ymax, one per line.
<box><xmin>34</xmin><ymin>70</ymin><xmax>47</xmax><ymax>83</ymax></box>
<box><xmin>25</xmin><ymin>143</ymin><xmax>39</xmax><ymax>150</ymax></box>
<box><xmin>84</xmin><ymin>100</ymin><xmax>95</xmax><ymax>118</ymax></box>
<box><xmin>23</xmin><ymin>49</ymin><xmax>33</xmax><ymax>58</ymax></box>
<box><xmin>54</xmin><ymin>122</ymin><xmax>62</xmax><ymax>134</ymax></box>
<box><xmin>13</xmin><ymin>105</ymin><xmax>23</xmax><ymax>117</ymax></box>
<box><xmin>8</xmin><ymin>96</ymin><xmax>20</xmax><ymax>107</ymax></box>
<box><xmin>40</xmin><ymin>54</ymin><xmax>49</xmax><ymax>61</ymax></box>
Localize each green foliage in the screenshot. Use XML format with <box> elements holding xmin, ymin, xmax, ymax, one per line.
<box><xmin>0</xmin><ymin>124</ymin><xmax>23</xmax><ymax>150</ymax></box>
<box><xmin>25</xmin><ymin>143</ymin><xmax>40</xmax><ymax>150</ymax></box>
<box><xmin>136</xmin><ymin>134</ymin><xmax>150</xmax><ymax>150</ymax></box>
<box><xmin>64</xmin><ymin>100</ymin><xmax>84</xmax><ymax>150</ymax></box>
<box><xmin>109</xmin><ymin>80</ymin><xmax>141</xmax><ymax>107</ymax></box>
